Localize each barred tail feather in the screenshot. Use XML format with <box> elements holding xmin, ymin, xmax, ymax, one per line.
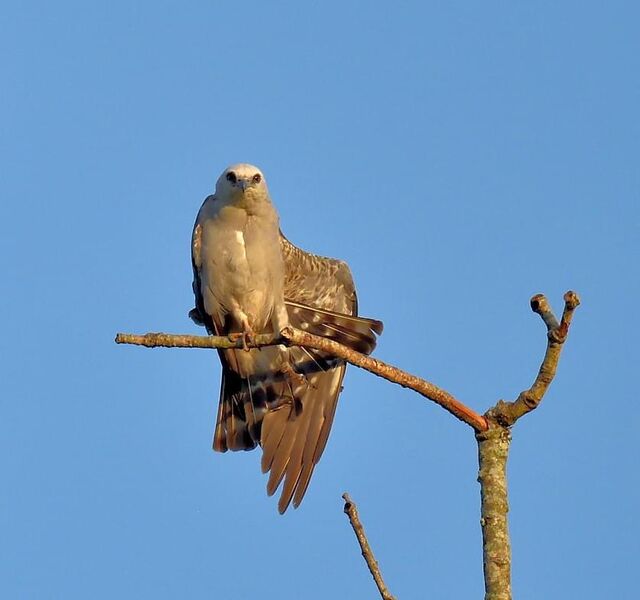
<box><xmin>212</xmin><ymin>299</ymin><xmax>383</xmax><ymax>512</ymax></box>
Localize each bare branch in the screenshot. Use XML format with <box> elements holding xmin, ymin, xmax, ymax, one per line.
<box><xmin>489</xmin><ymin>290</ymin><xmax>581</xmax><ymax>426</ymax></box>
<box><xmin>280</xmin><ymin>327</ymin><xmax>487</xmax><ymax>431</ymax></box>
<box><xmin>117</xmin><ymin>290</ymin><xmax>581</xmax><ymax>599</ymax></box>
<box><xmin>476</xmin><ymin>425</ymin><xmax>512</xmax><ymax>600</ymax></box>
<box><xmin>115</xmin><ymin>331</ymin><xmax>280</xmax><ymax>350</ymax></box>
<box><xmin>342</xmin><ymin>493</ymin><xmax>396</xmax><ymax>600</ymax></box>
<box><xmin>475</xmin><ymin>291</ymin><xmax>580</xmax><ymax>600</ymax></box>
<box><xmin>115</xmin><ymin>327</ymin><xmax>488</xmax><ymax>431</ymax></box>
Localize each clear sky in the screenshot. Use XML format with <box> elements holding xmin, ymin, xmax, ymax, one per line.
<box><xmin>1</xmin><ymin>1</ymin><xmax>638</xmax><ymax>598</ymax></box>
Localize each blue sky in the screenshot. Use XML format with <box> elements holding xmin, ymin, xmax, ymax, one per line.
<box><xmin>1</xmin><ymin>1</ymin><xmax>638</xmax><ymax>598</ymax></box>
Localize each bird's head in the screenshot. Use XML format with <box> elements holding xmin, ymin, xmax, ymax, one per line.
<box><xmin>215</xmin><ymin>163</ymin><xmax>270</xmax><ymax>210</ymax></box>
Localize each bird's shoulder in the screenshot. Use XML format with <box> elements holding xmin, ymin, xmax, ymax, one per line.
<box><xmin>191</xmin><ymin>195</ymin><xmax>216</xmax><ymax>269</ymax></box>
<box><xmin>279</xmin><ymin>232</ymin><xmax>357</xmax><ymax>314</ymax></box>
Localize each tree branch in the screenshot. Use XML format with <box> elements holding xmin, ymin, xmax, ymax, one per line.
<box><xmin>475</xmin><ymin>291</ymin><xmax>580</xmax><ymax>600</ymax></box>
<box><xmin>115</xmin><ymin>331</ymin><xmax>280</xmax><ymax>350</ymax></box>
<box><xmin>476</xmin><ymin>425</ymin><xmax>512</xmax><ymax>600</ymax></box>
<box><xmin>116</xmin><ymin>290</ymin><xmax>580</xmax><ymax>600</ymax></box>
<box><xmin>342</xmin><ymin>493</ymin><xmax>396</xmax><ymax>600</ymax></box>
<box><xmin>115</xmin><ymin>327</ymin><xmax>487</xmax><ymax>431</ymax></box>
<box><xmin>489</xmin><ymin>291</ymin><xmax>581</xmax><ymax>427</ymax></box>
<box><xmin>280</xmin><ymin>327</ymin><xmax>487</xmax><ymax>431</ymax></box>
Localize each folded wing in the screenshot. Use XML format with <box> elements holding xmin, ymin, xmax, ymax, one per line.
<box><xmin>259</xmin><ymin>234</ymin><xmax>382</xmax><ymax>512</ymax></box>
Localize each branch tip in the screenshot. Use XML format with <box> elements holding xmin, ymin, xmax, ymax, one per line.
<box><xmin>529</xmin><ymin>293</ymin><xmax>548</xmax><ymax>314</ymax></box>
<box><xmin>490</xmin><ymin>290</ymin><xmax>580</xmax><ymax>426</ymax></box>
<box><xmin>341</xmin><ymin>493</ymin><xmax>396</xmax><ymax>600</ymax></box>
<box><xmin>530</xmin><ymin>294</ymin><xmax>560</xmax><ymax>331</ymax></box>
<box><xmin>564</xmin><ymin>290</ymin><xmax>580</xmax><ymax>310</ymax></box>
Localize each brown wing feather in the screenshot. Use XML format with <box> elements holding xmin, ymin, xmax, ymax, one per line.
<box><xmin>256</xmin><ymin>234</ymin><xmax>382</xmax><ymax>512</ymax></box>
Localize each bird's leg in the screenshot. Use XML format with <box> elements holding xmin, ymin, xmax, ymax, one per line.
<box><xmin>228</xmin><ymin>329</ymin><xmax>254</xmax><ymax>351</ymax></box>
<box><xmin>228</xmin><ymin>328</ymin><xmax>255</xmax><ymax>351</ymax></box>
<box><xmin>233</xmin><ymin>315</ymin><xmax>255</xmax><ymax>351</ymax></box>
<box><xmin>228</xmin><ymin>331</ymin><xmax>248</xmax><ymax>349</ymax></box>
<box><xmin>272</xmin><ymin>302</ymin><xmax>290</xmax><ymax>335</ymax></box>
<box><xmin>279</xmin><ymin>358</ymin><xmax>308</xmax><ymax>389</ymax></box>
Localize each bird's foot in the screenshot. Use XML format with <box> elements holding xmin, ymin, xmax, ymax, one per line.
<box><xmin>228</xmin><ymin>329</ymin><xmax>255</xmax><ymax>352</ymax></box>
<box><xmin>279</xmin><ymin>361</ymin><xmax>308</xmax><ymax>388</ymax></box>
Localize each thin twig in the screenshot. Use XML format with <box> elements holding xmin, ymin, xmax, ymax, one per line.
<box><xmin>342</xmin><ymin>493</ymin><xmax>396</xmax><ymax>600</ymax></box>
<box><xmin>115</xmin><ymin>327</ymin><xmax>487</xmax><ymax>432</ymax></box>
<box><xmin>489</xmin><ymin>291</ymin><xmax>581</xmax><ymax>426</ymax></box>
<box><xmin>281</xmin><ymin>327</ymin><xmax>487</xmax><ymax>431</ymax></box>
<box><xmin>115</xmin><ymin>331</ymin><xmax>280</xmax><ymax>350</ymax></box>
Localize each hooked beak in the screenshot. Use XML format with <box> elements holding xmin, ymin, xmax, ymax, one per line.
<box><xmin>238</xmin><ymin>179</ymin><xmax>248</xmax><ymax>192</ymax></box>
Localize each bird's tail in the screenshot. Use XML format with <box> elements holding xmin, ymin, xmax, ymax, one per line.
<box><xmin>212</xmin><ymin>302</ymin><xmax>383</xmax><ymax>512</ymax></box>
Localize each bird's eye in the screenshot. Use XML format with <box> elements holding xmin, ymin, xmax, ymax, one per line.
<box><xmin>226</xmin><ymin>171</ymin><xmax>237</xmax><ymax>184</ymax></box>
<box><xmin>252</xmin><ymin>173</ymin><xmax>262</xmax><ymax>184</ymax></box>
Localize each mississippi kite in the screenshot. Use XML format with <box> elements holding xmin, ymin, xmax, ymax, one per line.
<box><xmin>190</xmin><ymin>163</ymin><xmax>382</xmax><ymax>513</ymax></box>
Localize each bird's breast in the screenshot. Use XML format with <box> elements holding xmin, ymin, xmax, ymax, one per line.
<box><xmin>199</xmin><ymin>213</ymin><xmax>284</xmax><ymax>331</ymax></box>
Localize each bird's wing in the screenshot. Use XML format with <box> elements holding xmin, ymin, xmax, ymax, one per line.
<box><xmin>257</xmin><ymin>233</ymin><xmax>382</xmax><ymax>512</ymax></box>
<box><xmin>190</xmin><ymin>196</ymin><xmax>217</xmax><ymax>334</ymax></box>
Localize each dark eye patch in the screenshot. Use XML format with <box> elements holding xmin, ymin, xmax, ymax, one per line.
<box><xmin>226</xmin><ymin>171</ymin><xmax>237</xmax><ymax>184</ymax></box>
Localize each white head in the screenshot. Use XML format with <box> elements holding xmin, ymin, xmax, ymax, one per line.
<box><xmin>215</xmin><ymin>163</ymin><xmax>271</xmax><ymax>211</ymax></box>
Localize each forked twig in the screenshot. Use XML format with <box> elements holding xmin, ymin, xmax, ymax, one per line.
<box><xmin>477</xmin><ymin>291</ymin><xmax>581</xmax><ymax>600</ymax></box>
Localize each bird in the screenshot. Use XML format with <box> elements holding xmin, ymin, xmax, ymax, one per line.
<box><xmin>190</xmin><ymin>163</ymin><xmax>383</xmax><ymax>513</ymax></box>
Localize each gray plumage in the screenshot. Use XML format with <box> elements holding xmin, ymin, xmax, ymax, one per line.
<box><xmin>191</xmin><ymin>164</ymin><xmax>382</xmax><ymax>513</ymax></box>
